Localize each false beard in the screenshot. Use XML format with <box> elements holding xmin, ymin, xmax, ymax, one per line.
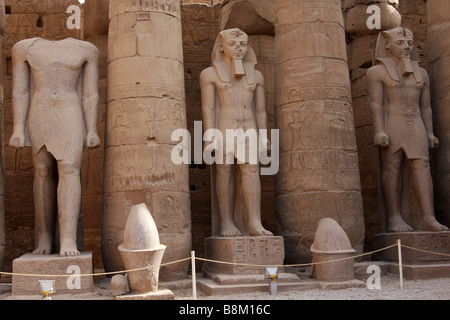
<box><xmin>232</xmin><ymin>58</ymin><xmax>245</xmax><ymax>79</ymax></box>
<box><xmin>399</xmin><ymin>57</ymin><xmax>413</xmax><ymax>76</ymax></box>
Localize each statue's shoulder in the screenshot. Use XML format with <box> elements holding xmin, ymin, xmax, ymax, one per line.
<box><xmin>419</xmin><ymin>66</ymin><xmax>430</xmax><ymax>82</ymax></box>
<box><xmin>12</xmin><ymin>38</ymin><xmax>39</xmax><ymax>57</ymax></box>
<box><xmin>73</xmin><ymin>39</ymin><xmax>99</xmax><ymax>56</ymax></box>
<box><xmin>200</xmin><ymin>66</ymin><xmax>218</xmax><ymax>83</ymax></box>
<box><xmin>367</xmin><ymin>63</ymin><xmax>387</xmax><ymax>74</ymax></box>
<box><xmin>366</xmin><ymin>63</ymin><xmax>387</xmax><ymax>81</ymax></box>
<box><xmin>254</xmin><ymin>69</ymin><xmax>264</xmax><ymax>83</ymax></box>
<box><xmin>60</xmin><ymin>38</ymin><xmax>99</xmax><ymax>57</ymax></box>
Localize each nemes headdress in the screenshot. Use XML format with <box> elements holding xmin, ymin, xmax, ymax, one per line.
<box><xmin>211</xmin><ymin>28</ymin><xmax>257</xmax><ymax>85</ymax></box>
<box><xmin>374</xmin><ymin>27</ymin><xmax>422</xmax><ymax>83</ymax></box>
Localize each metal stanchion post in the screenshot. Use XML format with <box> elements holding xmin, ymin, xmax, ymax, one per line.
<box><xmin>397</xmin><ymin>239</ymin><xmax>403</xmax><ymax>290</ymax></box>
<box><xmin>191</xmin><ymin>251</ymin><xmax>197</xmax><ymax>300</ymax></box>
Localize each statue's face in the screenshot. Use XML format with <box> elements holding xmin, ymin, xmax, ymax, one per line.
<box><xmin>220</xmin><ymin>34</ymin><xmax>249</xmax><ymax>61</ymax></box>
<box><xmin>386</xmin><ymin>36</ymin><xmax>414</xmax><ymax>60</ymax></box>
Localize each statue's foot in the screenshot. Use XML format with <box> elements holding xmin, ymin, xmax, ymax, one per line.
<box><xmin>387</xmin><ymin>215</ymin><xmax>414</xmax><ymax>232</ymax></box>
<box><xmin>32</xmin><ymin>237</ymin><xmax>53</xmax><ymax>255</ymax></box>
<box><xmin>32</xmin><ymin>246</ymin><xmax>52</xmax><ymax>255</ymax></box>
<box><xmin>60</xmin><ymin>238</ymin><xmax>80</xmax><ymax>257</ymax></box>
<box><xmin>422</xmin><ymin>217</ymin><xmax>449</xmax><ymax>232</ymax></box>
<box><xmin>248</xmin><ymin>222</ymin><xmax>273</xmax><ymax>237</ymax></box>
<box><xmin>220</xmin><ymin>221</ymin><xmax>241</xmax><ymax>237</ymax></box>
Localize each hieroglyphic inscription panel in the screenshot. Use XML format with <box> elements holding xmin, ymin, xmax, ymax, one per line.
<box><xmin>204</xmin><ymin>236</ymin><xmax>285</xmax><ymax>275</ymax></box>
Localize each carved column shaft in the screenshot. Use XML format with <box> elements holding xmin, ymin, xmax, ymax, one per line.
<box><xmin>103</xmin><ymin>0</ymin><xmax>191</xmax><ymax>281</ymax></box>
<box><xmin>274</xmin><ymin>0</ymin><xmax>365</xmax><ymax>263</ymax></box>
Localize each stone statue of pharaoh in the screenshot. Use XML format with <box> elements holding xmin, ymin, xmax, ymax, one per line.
<box><xmin>9</xmin><ymin>37</ymin><xmax>101</xmax><ymax>256</ymax></box>
<box><xmin>200</xmin><ymin>28</ymin><xmax>273</xmax><ymax>237</ymax></box>
<box><xmin>367</xmin><ymin>27</ymin><xmax>448</xmax><ymax>232</ymax></box>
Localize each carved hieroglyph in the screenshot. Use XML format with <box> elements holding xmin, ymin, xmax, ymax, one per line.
<box><xmin>103</xmin><ymin>0</ymin><xmax>191</xmax><ymax>281</ymax></box>
<box><xmin>367</xmin><ymin>27</ymin><xmax>448</xmax><ymax>233</ymax></box>
<box><xmin>8</xmin><ymin>37</ymin><xmax>101</xmax><ymax>256</ymax></box>
<box><xmin>274</xmin><ymin>0</ymin><xmax>365</xmax><ymax>263</ymax></box>
<box><xmin>427</xmin><ymin>0</ymin><xmax>450</xmax><ymax>228</ymax></box>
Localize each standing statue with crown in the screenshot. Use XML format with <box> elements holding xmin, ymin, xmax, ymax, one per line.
<box><xmin>367</xmin><ymin>27</ymin><xmax>448</xmax><ymax>233</ymax></box>
<box><xmin>200</xmin><ymin>28</ymin><xmax>273</xmax><ymax>238</ymax></box>
<box><xmin>198</xmin><ymin>29</ymin><xmax>291</xmax><ymax>291</ymax></box>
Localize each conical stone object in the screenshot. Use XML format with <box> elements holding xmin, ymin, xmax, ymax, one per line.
<box><xmin>118</xmin><ymin>204</ymin><xmax>166</xmax><ymax>293</ymax></box>
<box><xmin>310</xmin><ymin>218</ymin><xmax>356</xmax><ymax>281</ymax></box>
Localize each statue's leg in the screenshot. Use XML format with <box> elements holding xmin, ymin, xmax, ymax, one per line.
<box><xmin>215</xmin><ymin>163</ymin><xmax>241</xmax><ymax>237</ymax></box>
<box><xmin>240</xmin><ymin>164</ymin><xmax>272</xmax><ymax>236</ymax></box>
<box><xmin>32</xmin><ymin>146</ymin><xmax>57</xmax><ymax>255</ymax></box>
<box><xmin>409</xmin><ymin>158</ymin><xmax>449</xmax><ymax>231</ymax></box>
<box><xmin>57</xmin><ymin>144</ymin><xmax>83</xmax><ymax>256</ymax></box>
<box><xmin>381</xmin><ymin>149</ymin><xmax>413</xmax><ymax>232</ymax></box>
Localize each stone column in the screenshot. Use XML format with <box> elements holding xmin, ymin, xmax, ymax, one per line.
<box><xmin>427</xmin><ymin>0</ymin><xmax>450</xmax><ymax>227</ymax></box>
<box><xmin>103</xmin><ymin>0</ymin><xmax>191</xmax><ymax>281</ymax></box>
<box><xmin>344</xmin><ymin>1</ymin><xmax>401</xmax><ymax>237</ymax></box>
<box><xmin>0</xmin><ymin>0</ymin><xmax>5</xmax><ymax>271</ymax></box>
<box><xmin>274</xmin><ymin>0</ymin><xmax>365</xmax><ymax>263</ymax></box>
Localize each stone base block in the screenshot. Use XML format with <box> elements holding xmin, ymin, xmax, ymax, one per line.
<box><xmin>204</xmin><ymin>236</ymin><xmax>285</xmax><ymax>275</ymax></box>
<box><xmin>12</xmin><ymin>252</ymin><xmax>94</xmax><ymax>296</ymax></box>
<box><xmin>115</xmin><ymin>289</ymin><xmax>174</xmax><ymax>300</ymax></box>
<box><xmin>372</xmin><ymin>232</ymin><xmax>450</xmax><ymax>279</ymax></box>
<box><xmin>197</xmin><ymin>274</ymin><xmax>365</xmax><ymax>296</ymax></box>
<box><xmin>201</xmin><ymin>236</ymin><xmax>314</xmax><ymax>295</ymax></box>
<box><xmin>383</xmin><ymin>262</ymin><xmax>450</xmax><ymax>280</ymax></box>
<box><xmin>197</xmin><ymin>276</ymin><xmax>317</xmax><ymax>296</ymax></box>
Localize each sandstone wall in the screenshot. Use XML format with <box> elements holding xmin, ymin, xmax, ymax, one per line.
<box><xmin>181</xmin><ymin>3</ymin><xmax>221</xmax><ymax>267</ymax></box>
<box><xmin>0</xmin><ymin>0</ymin><xmax>443</xmax><ymax>277</ymax></box>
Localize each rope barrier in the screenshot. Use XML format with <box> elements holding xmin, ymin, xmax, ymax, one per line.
<box><xmin>0</xmin><ymin>257</ymin><xmax>192</xmax><ymax>278</ymax></box>
<box><xmin>400</xmin><ymin>244</ymin><xmax>450</xmax><ymax>257</ymax></box>
<box><xmin>0</xmin><ymin>241</ymin><xmax>448</xmax><ymax>279</ymax></box>
<box><xmin>196</xmin><ymin>243</ymin><xmax>398</xmax><ymax>268</ymax></box>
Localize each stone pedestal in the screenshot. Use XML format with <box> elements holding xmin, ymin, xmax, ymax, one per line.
<box><xmin>203</xmin><ymin>236</ymin><xmax>284</xmax><ymax>275</ymax></box>
<box><xmin>372</xmin><ymin>232</ymin><xmax>450</xmax><ymax>279</ymax></box>
<box><xmin>198</xmin><ymin>236</ymin><xmax>309</xmax><ymax>295</ymax></box>
<box><xmin>12</xmin><ymin>252</ymin><xmax>94</xmax><ymax>296</ymax></box>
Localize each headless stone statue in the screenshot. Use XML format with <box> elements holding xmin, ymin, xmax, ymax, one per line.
<box><xmin>200</xmin><ymin>28</ymin><xmax>272</xmax><ymax>237</ymax></box>
<box><xmin>367</xmin><ymin>27</ymin><xmax>448</xmax><ymax>233</ymax></box>
<box><xmin>9</xmin><ymin>37</ymin><xmax>101</xmax><ymax>256</ymax></box>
